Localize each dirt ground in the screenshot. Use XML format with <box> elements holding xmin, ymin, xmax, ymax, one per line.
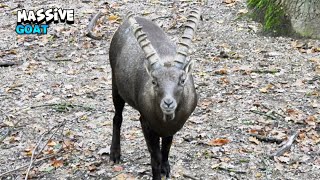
<box><xmin>1</xmin><ymin>0</ymin><xmax>320</xmax><ymax>179</ymax></box>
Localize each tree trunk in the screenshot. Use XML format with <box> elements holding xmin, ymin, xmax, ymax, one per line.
<box><xmin>248</xmin><ymin>0</ymin><xmax>320</xmax><ymax>39</ymax></box>
<box><xmin>281</xmin><ymin>0</ymin><xmax>320</xmax><ymax>39</ymax></box>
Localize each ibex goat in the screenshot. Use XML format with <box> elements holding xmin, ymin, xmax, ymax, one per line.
<box><xmin>109</xmin><ymin>8</ymin><xmax>201</xmax><ymax>179</ymax></box>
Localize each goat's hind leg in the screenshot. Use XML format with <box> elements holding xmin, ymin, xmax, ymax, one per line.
<box><xmin>110</xmin><ymin>84</ymin><xmax>125</xmax><ymax>163</ymax></box>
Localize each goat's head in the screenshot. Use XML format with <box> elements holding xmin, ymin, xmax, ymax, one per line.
<box><xmin>145</xmin><ymin>60</ymin><xmax>193</xmax><ymax>121</ymax></box>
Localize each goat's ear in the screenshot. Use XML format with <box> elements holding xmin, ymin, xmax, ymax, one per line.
<box><xmin>144</xmin><ymin>61</ymin><xmax>152</xmax><ymax>76</ymax></box>
<box><xmin>184</xmin><ymin>60</ymin><xmax>194</xmax><ymax>74</ymax></box>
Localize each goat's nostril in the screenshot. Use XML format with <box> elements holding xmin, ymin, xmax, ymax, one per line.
<box><xmin>163</xmin><ymin>98</ymin><xmax>174</xmax><ymax>108</ymax></box>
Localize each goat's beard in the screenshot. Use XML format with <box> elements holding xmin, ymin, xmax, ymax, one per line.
<box><xmin>163</xmin><ymin>113</ymin><xmax>175</xmax><ymax>121</ymax></box>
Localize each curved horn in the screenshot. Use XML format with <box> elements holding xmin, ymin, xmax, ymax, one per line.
<box><xmin>126</xmin><ymin>12</ymin><xmax>161</xmax><ymax>68</ymax></box>
<box><xmin>174</xmin><ymin>8</ymin><xmax>202</xmax><ymax>68</ymax></box>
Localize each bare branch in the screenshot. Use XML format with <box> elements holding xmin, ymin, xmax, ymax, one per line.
<box><xmin>24</xmin><ymin>121</ymin><xmax>66</xmax><ymax>179</ymax></box>
<box><xmin>249</xmin><ymin>134</ymin><xmax>283</xmax><ymax>144</ymax></box>
<box><xmin>0</xmin><ymin>154</ymin><xmax>57</xmax><ymax>178</ymax></box>
<box><xmin>86</xmin><ymin>11</ymin><xmax>104</xmax><ymax>40</ymax></box>
<box><xmin>249</xmin><ymin>109</ymin><xmax>279</xmax><ymax>120</ymax></box>
<box><xmin>272</xmin><ymin>130</ymin><xmax>299</xmax><ymax>157</ymax></box>
<box><xmin>182</xmin><ymin>173</ymin><xmax>200</xmax><ymax>180</ymax></box>
<box><xmin>24</xmin><ymin>131</ymin><xmax>47</xmax><ymax>180</ymax></box>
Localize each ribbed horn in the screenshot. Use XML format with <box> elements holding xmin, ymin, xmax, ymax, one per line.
<box><xmin>126</xmin><ymin>12</ymin><xmax>161</xmax><ymax>68</ymax></box>
<box><xmin>174</xmin><ymin>8</ymin><xmax>201</xmax><ymax>68</ymax></box>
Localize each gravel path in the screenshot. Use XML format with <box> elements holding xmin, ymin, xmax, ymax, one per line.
<box><xmin>1</xmin><ymin>0</ymin><xmax>319</xmax><ymax>179</ymax></box>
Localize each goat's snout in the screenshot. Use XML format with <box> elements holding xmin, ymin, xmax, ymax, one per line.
<box><xmin>161</xmin><ymin>97</ymin><xmax>177</xmax><ymax>115</ymax></box>
<box><xmin>161</xmin><ymin>97</ymin><xmax>177</xmax><ymax>121</ymax></box>
<box><xmin>164</xmin><ymin>98</ymin><xmax>174</xmax><ymax>108</ymax></box>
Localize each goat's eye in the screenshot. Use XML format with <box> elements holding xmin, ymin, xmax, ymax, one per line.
<box><xmin>180</xmin><ymin>78</ymin><xmax>186</xmax><ymax>85</ymax></box>
<box><xmin>152</xmin><ymin>80</ymin><xmax>157</xmax><ymax>86</ymax></box>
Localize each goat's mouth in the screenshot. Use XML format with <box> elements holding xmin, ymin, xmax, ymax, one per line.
<box><xmin>162</xmin><ymin>109</ymin><xmax>175</xmax><ymax>121</ymax></box>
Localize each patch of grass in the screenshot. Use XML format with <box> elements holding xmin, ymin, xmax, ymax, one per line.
<box><xmin>241</xmin><ymin>119</ymin><xmax>255</xmax><ymax>125</ymax></box>
<box><xmin>247</xmin><ymin>0</ymin><xmax>292</xmax><ymax>36</ymax></box>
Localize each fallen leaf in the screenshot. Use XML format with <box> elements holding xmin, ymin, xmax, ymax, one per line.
<box><xmin>88</xmin><ymin>164</ymin><xmax>97</xmax><ymax>172</ymax></box>
<box><xmin>291</xmin><ymin>41</ymin><xmax>304</xmax><ymax>48</ymax></box>
<box><xmin>286</xmin><ymin>109</ymin><xmax>299</xmax><ymax>116</ymax></box>
<box><xmin>208</xmin><ymin>138</ymin><xmax>230</xmax><ymax>146</ymax></box>
<box><xmin>248</xmin><ymin>129</ymin><xmax>258</xmax><ymax>134</ymax></box>
<box><xmin>0</xmin><ymin>3</ymin><xmax>9</xmax><ymax>8</ymax></box>
<box><xmin>108</xmin><ymin>15</ymin><xmax>119</xmax><ymax>21</ymax></box>
<box><xmin>248</xmin><ymin>136</ymin><xmax>260</xmax><ymax>144</ymax></box>
<box><xmin>259</xmin><ymin>84</ymin><xmax>273</xmax><ymax>93</ymax></box>
<box><xmin>256</xmin><ymin>172</ymin><xmax>262</xmax><ymax>178</ymax></box>
<box><xmin>47</xmin><ymin>140</ymin><xmax>57</xmax><ymax>147</ymax></box>
<box><xmin>211</xmin><ymin>163</ymin><xmax>221</xmax><ymax>169</ymax></box>
<box><xmin>112</xmin><ymin>173</ymin><xmax>135</xmax><ymax>180</ymax></box>
<box><xmin>38</xmin><ymin>163</ymin><xmax>54</xmax><ymax>172</ymax></box>
<box><xmin>24</xmin><ymin>148</ymin><xmax>33</xmax><ymax>157</ymax></box>
<box><xmin>276</xmin><ymin>156</ymin><xmax>290</xmax><ymax>163</ymax></box>
<box><xmin>305</xmin><ymin>115</ymin><xmax>316</xmax><ymax>126</ymax></box>
<box><xmin>309</xmin><ymin>57</ymin><xmax>320</xmax><ymax>63</ymax></box>
<box><xmin>219</xmin><ymin>77</ymin><xmax>230</xmax><ymax>84</ymax></box>
<box><xmin>3</xmin><ymin>120</ymin><xmax>14</xmax><ymax>127</ymax></box>
<box><xmin>113</xmin><ymin>165</ymin><xmax>124</xmax><ymax>172</ymax></box>
<box><xmin>217</xmin><ymin>20</ymin><xmax>224</xmax><ymax>24</ymax></box>
<box><xmin>43</xmin><ymin>149</ymin><xmax>54</xmax><ymax>155</ymax></box>
<box><xmin>223</xmin><ymin>0</ymin><xmax>236</xmax><ymax>4</ymax></box>
<box><xmin>51</xmin><ymin>159</ymin><xmax>63</xmax><ymax>168</ymax></box>
<box><xmin>62</xmin><ymin>139</ymin><xmax>74</xmax><ymax>150</ymax></box>
<box><xmin>215</xmin><ymin>68</ymin><xmax>228</xmax><ymax>75</ymax></box>
<box><xmin>238</xmin><ymin>9</ymin><xmax>248</xmax><ymax>14</ymax></box>
<box><xmin>199</xmin><ymin>99</ymin><xmax>212</xmax><ymax>109</ymax></box>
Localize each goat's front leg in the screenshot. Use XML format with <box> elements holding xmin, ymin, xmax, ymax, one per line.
<box><xmin>110</xmin><ymin>86</ymin><xmax>125</xmax><ymax>163</ymax></box>
<box><xmin>161</xmin><ymin>136</ymin><xmax>173</xmax><ymax>177</ymax></box>
<box><xmin>140</xmin><ymin>118</ymin><xmax>162</xmax><ymax>180</ymax></box>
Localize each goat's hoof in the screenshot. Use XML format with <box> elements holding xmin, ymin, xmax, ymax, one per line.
<box><xmin>161</xmin><ymin>161</ymin><xmax>170</xmax><ymax>177</ymax></box>
<box><xmin>110</xmin><ymin>149</ymin><xmax>121</xmax><ymax>163</ymax></box>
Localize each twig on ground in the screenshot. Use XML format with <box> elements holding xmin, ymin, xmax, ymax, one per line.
<box><xmin>182</xmin><ymin>173</ymin><xmax>199</xmax><ymax>180</ymax></box>
<box><xmin>216</xmin><ymin>166</ymin><xmax>247</xmax><ymax>174</ymax></box>
<box><xmin>24</xmin><ymin>131</ymin><xmax>47</xmax><ymax>180</ymax></box>
<box><xmin>24</xmin><ymin>121</ymin><xmax>66</xmax><ymax>179</ymax></box>
<box><xmin>213</xmin><ymin>163</ymin><xmax>247</xmax><ymax>174</ymax></box>
<box><xmin>86</xmin><ymin>11</ymin><xmax>104</xmax><ymax>40</ymax></box>
<box><xmin>151</xmin><ymin>15</ymin><xmax>173</xmax><ymax>21</ymax></box>
<box><xmin>250</xmin><ymin>69</ymin><xmax>280</xmax><ymax>74</ymax></box>
<box><xmin>0</xmin><ymin>62</ymin><xmax>16</xmax><ymax>67</ymax></box>
<box><xmin>249</xmin><ymin>134</ymin><xmax>283</xmax><ymax>144</ymax></box>
<box><xmin>30</xmin><ymin>103</ymin><xmax>94</xmax><ymax>112</ymax></box>
<box><xmin>259</xmin><ymin>104</ymin><xmax>286</xmax><ymax>118</ymax></box>
<box><xmin>272</xmin><ymin>130</ymin><xmax>299</xmax><ymax>157</ymax></box>
<box><xmin>0</xmin><ymin>152</ymin><xmax>63</xmax><ymax>178</ymax></box>
<box><xmin>44</xmin><ymin>56</ymin><xmax>72</xmax><ymax>61</ymax></box>
<box><xmin>9</xmin><ymin>3</ymin><xmax>22</xmax><ymax>11</ymax></box>
<box><xmin>249</xmin><ymin>110</ymin><xmax>278</xmax><ymax>120</ymax></box>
